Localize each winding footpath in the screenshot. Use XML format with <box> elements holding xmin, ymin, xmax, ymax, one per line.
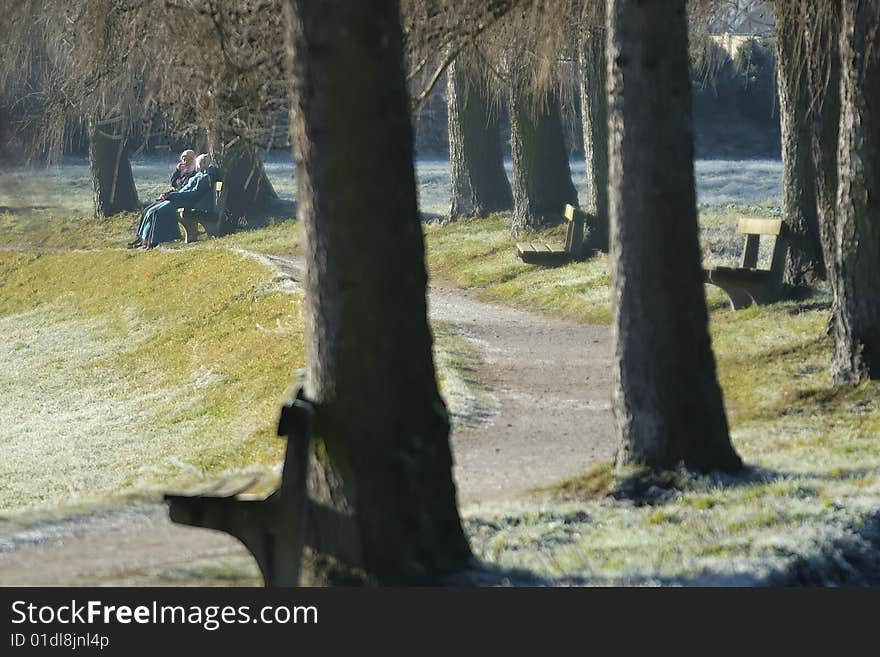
<box><xmin>0</xmin><ymin>254</ymin><xmax>614</xmax><ymax>585</ymax></box>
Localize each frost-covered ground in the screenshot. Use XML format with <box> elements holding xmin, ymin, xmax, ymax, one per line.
<box><xmin>1</xmin><ymin>156</ymin><xmax>782</xmax><ymax>219</ymax></box>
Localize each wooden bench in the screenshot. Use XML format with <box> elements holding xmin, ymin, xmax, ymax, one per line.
<box><xmin>164</xmin><ymin>388</ymin><xmax>313</xmax><ymax>586</ymax></box>
<box><xmin>516</xmin><ymin>204</ymin><xmax>586</xmax><ymax>265</ymax></box>
<box><xmin>703</xmin><ymin>217</ymin><xmax>789</xmax><ymax>310</ymax></box>
<box><xmin>177</xmin><ymin>181</ymin><xmax>227</xmax><ymax>243</ymax></box>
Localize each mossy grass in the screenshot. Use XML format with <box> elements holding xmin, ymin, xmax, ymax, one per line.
<box><xmin>462</xmin><ymin>284</ymin><xmax>878</xmax><ymax>584</ymax></box>
<box><xmin>4</xmin><ymin>197</ymin><xmax>879</xmax><ymax>584</ymax></box>
<box><xmin>0</xmin><ymin>247</ymin><xmax>306</xmax><ymax>513</ymax></box>
<box><xmin>425</xmin><ymin>209</ymin><xmax>880</xmax><ymax>584</ymax></box>
<box><xmin>0</xmin><ymin>223</ymin><xmax>486</xmax><ymax>516</ymax></box>
<box><xmin>424</xmin><ymin>214</ymin><xmax>613</xmax><ymax>325</ymax></box>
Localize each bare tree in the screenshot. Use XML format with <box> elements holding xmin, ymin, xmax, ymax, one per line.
<box><xmin>286</xmin><ymin>0</ymin><xmax>472</xmax><ymax>584</ymax></box>
<box><xmin>577</xmin><ymin>3</ymin><xmax>608</xmax><ymax>251</ymax></box>
<box><xmin>803</xmin><ymin>1</ymin><xmax>841</xmax><ymax>302</ymax></box>
<box><xmin>446</xmin><ymin>54</ymin><xmax>512</xmax><ymax>221</ymax></box>
<box><xmin>774</xmin><ymin>1</ymin><xmax>825</xmax><ymax>286</ymax></box>
<box><xmin>830</xmin><ymin>0</ymin><xmax>880</xmax><ymax>384</ymax></box>
<box><xmin>1</xmin><ymin>0</ymin><xmax>288</xmax><ymax>223</ymax></box>
<box><xmin>509</xmin><ymin>84</ymin><xmax>578</xmax><ymax>233</ymax></box>
<box><xmin>607</xmin><ymin>0</ymin><xmax>742</xmax><ymax>473</ymax></box>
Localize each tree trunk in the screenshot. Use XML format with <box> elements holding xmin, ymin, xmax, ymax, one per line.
<box><xmin>88</xmin><ymin>115</ymin><xmax>139</xmax><ymax>217</ymax></box>
<box><xmin>607</xmin><ymin>0</ymin><xmax>742</xmax><ymax>473</ymax></box>
<box><xmin>208</xmin><ymin>134</ymin><xmax>280</xmax><ymax>229</ymax></box>
<box><xmin>286</xmin><ymin>0</ymin><xmax>472</xmax><ymax>584</ymax></box>
<box><xmin>447</xmin><ymin>59</ymin><xmax>512</xmax><ymax>221</ymax></box>
<box><xmin>578</xmin><ymin>23</ymin><xmax>609</xmax><ymax>252</ymax></box>
<box><xmin>775</xmin><ymin>5</ymin><xmax>825</xmax><ymax>285</ymax></box>
<box><xmin>805</xmin><ymin>4</ymin><xmax>841</xmax><ymax>295</ymax></box>
<box><xmin>831</xmin><ymin>2</ymin><xmax>880</xmax><ymax>384</ymax></box>
<box><xmin>509</xmin><ymin>88</ymin><xmax>578</xmax><ymax>234</ymax></box>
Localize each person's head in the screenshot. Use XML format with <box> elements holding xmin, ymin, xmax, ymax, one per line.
<box><xmin>195</xmin><ymin>154</ymin><xmax>211</xmax><ymax>171</ymax></box>
<box><xmin>179</xmin><ymin>149</ymin><xmax>196</xmax><ymax>170</ymax></box>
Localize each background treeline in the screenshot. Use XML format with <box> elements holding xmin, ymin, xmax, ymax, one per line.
<box><xmin>415</xmin><ymin>36</ymin><xmax>779</xmax><ymax>158</ymax></box>
<box><xmin>0</xmin><ymin>36</ymin><xmax>779</xmax><ymax>164</ymax></box>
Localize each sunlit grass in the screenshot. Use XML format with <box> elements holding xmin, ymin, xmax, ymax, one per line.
<box><xmin>3</xmin><ymin>181</ymin><xmax>877</xmax><ymax>584</ymax></box>
<box><xmin>0</xmin><ymin>248</ymin><xmax>306</xmax><ymax>514</ymax></box>
<box><xmin>421</xmin><ymin>207</ymin><xmax>880</xmax><ymax>584</ymax></box>
<box><xmin>462</xmin><ymin>288</ymin><xmax>880</xmax><ymax>585</ymax></box>
<box><xmin>424</xmin><ymin>214</ymin><xmax>613</xmax><ymax>325</ymax></box>
<box><xmin>0</xmin><ymin>238</ymin><xmax>491</xmax><ymax>516</ymax></box>
<box><xmin>209</xmin><ymin>218</ymin><xmax>301</xmax><ymax>256</ymax></box>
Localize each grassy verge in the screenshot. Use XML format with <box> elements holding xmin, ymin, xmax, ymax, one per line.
<box><xmin>0</xmin><ymin>248</ymin><xmax>306</xmax><ymax>514</ymax></box>
<box><xmin>431</xmin><ymin>213</ymin><xmax>879</xmax><ymax>585</ymax></box>
<box><xmin>0</xmin><ymin>229</ymin><xmax>487</xmax><ymax>518</ymax></box>
<box><xmin>422</xmin><ymin>208</ymin><xmax>764</xmax><ymax>325</ymax></box>
<box><xmin>425</xmin><ymin>214</ymin><xmax>615</xmax><ymax>324</ymax></box>
<box><xmin>0</xmin><ymin>208</ymin><xmax>301</xmax><ymax>254</ymax></box>
<box><xmin>4</xmin><ymin>200</ymin><xmax>877</xmax><ymax>585</ymax></box>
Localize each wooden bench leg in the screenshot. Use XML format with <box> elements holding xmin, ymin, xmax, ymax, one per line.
<box><xmin>167</xmin><ymin>494</ymin><xmax>303</xmax><ymax>587</ymax></box>
<box><xmin>722</xmin><ymin>285</ymin><xmax>756</xmax><ymax>310</ymax></box>
<box><xmin>709</xmin><ymin>281</ymin><xmax>785</xmax><ymax>310</ymax></box>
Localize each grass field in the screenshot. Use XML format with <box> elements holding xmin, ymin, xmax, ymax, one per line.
<box><xmin>415</xmin><ymin>212</ymin><xmax>879</xmax><ymax>584</ymax></box>
<box><xmin>0</xmin><ymin>247</ymin><xmax>306</xmax><ymax>513</ymax></box>
<box><xmin>2</xmin><ymin>160</ymin><xmax>878</xmax><ymax>584</ymax></box>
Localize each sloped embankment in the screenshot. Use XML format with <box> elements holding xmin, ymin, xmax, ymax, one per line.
<box><xmin>0</xmin><ymin>248</ymin><xmax>306</xmax><ymax>515</ymax></box>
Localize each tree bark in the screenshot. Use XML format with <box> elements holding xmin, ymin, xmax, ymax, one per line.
<box><xmin>208</xmin><ymin>135</ymin><xmax>280</xmax><ymax>229</ymax></box>
<box><xmin>88</xmin><ymin>115</ymin><xmax>139</xmax><ymax>217</ymax></box>
<box><xmin>775</xmin><ymin>5</ymin><xmax>826</xmax><ymax>285</ymax></box>
<box><xmin>805</xmin><ymin>4</ymin><xmax>841</xmax><ymax>295</ymax></box>
<box><xmin>578</xmin><ymin>23</ymin><xmax>609</xmax><ymax>252</ymax></box>
<box><xmin>607</xmin><ymin>0</ymin><xmax>742</xmax><ymax>473</ymax></box>
<box><xmin>831</xmin><ymin>2</ymin><xmax>880</xmax><ymax>384</ymax></box>
<box><xmin>509</xmin><ymin>88</ymin><xmax>578</xmax><ymax>234</ymax></box>
<box><xmin>286</xmin><ymin>0</ymin><xmax>472</xmax><ymax>584</ymax></box>
<box><xmin>446</xmin><ymin>59</ymin><xmax>512</xmax><ymax>221</ymax></box>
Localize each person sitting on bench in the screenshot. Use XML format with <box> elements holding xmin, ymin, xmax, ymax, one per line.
<box><xmin>169</xmin><ymin>149</ymin><xmax>199</xmax><ymax>192</ymax></box>
<box><xmin>129</xmin><ymin>153</ymin><xmax>219</xmax><ymax>249</ymax></box>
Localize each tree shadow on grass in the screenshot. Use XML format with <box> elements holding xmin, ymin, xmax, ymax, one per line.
<box><xmin>608</xmin><ymin>463</ymin><xmax>783</xmax><ymax>507</ymax></box>
<box><xmin>769</xmin><ymin>510</ymin><xmax>880</xmax><ymax>586</ymax></box>
<box><xmin>454</xmin><ymin>504</ymin><xmax>880</xmax><ymax>587</ymax></box>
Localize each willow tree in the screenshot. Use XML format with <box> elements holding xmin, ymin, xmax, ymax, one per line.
<box><xmin>501</xmin><ymin>2</ymin><xmax>579</xmax><ymax>234</ymax></box>
<box><xmin>831</xmin><ymin>0</ymin><xmax>880</xmax><ymax>384</ymax></box>
<box><xmin>2</xmin><ymin>1</ymin><xmax>287</xmax><ymax>224</ymax></box>
<box><xmin>88</xmin><ymin>114</ymin><xmax>140</xmax><ymax>217</ymax></box>
<box><xmin>286</xmin><ymin>0</ymin><xmax>472</xmax><ymax>584</ymax></box>
<box><xmin>0</xmin><ymin>1</ymin><xmax>141</xmax><ymax>216</ymax></box>
<box><xmin>577</xmin><ymin>4</ymin><xmax>608</xmax><ymax>252</ymax></box>
<box><xmin>403</xmin><ymin>1</ymin><xmax>583</xmax><ymax>233</ymax></box>
<box><xmin>509</xmin><ymin>85</ymin><xmax>578</xmax><ymax>233</ymax></box>
<box><xmin>803</xmin><ymin>2</ymin><xmax>841</xmax><ymax>296</ymax></box>
<box><xmin>446</xmin><ymin>56</ymin><xmax>512</xmax><ymax>221</ymax></box>
<box><xmin>163</xmin><ymin>2</ymin><xmax>286</xmax><ymax>227</ymax></box>
<box><xmin>205</xmin><ymin>133</ymin><xmax>280</xmax><ymax>227</ymax></box>
<box><xmin>607</xmin><ymin>0</ymin><xmax>742</xmax><ymax>472</ymax></box>
<box><xmin>774</xmin><ymin>1</ymin><xmax>825</xmax><ymax>285</ymax></box>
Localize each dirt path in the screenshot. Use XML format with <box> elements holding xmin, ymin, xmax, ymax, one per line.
<box><xmin>428</xmin><ymin>283</ymin><xmax>614</xmax><ymax>502</ymax></box>
<box><xmin>0</xmin><ymin>255</ymin><xmax>614</xmax><ymax>585</ymax></box>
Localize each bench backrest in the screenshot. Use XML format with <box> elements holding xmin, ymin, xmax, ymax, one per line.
<box><xmin>213</xmin><ymin>181</ymin><xmax>227</xmax><ymax>224</ymax></box>
<box><xmin>736</xmin><ymin>217</ymin><xmax>787</xmax><ymax>273</ymax></box>
<box><xmin>563</xmin><ymin>204</ymin><xmax>586</xmax><ymax>260</ymax></box>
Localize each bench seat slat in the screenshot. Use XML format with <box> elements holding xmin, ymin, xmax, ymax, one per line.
<box><xmin>166</xmin><ymin>474</ymin><xmax>271</xmax><ymax>500</ymax></box>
